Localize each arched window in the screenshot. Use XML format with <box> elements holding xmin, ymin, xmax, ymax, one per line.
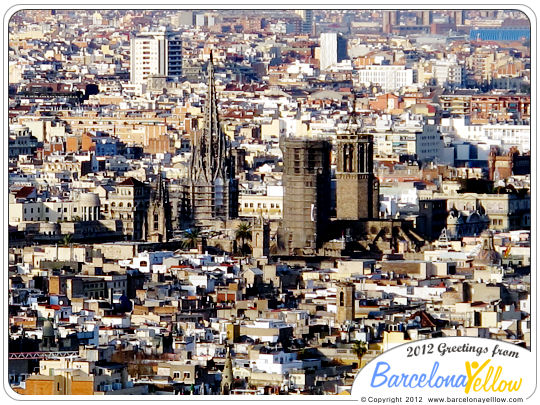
<box><xmin>340</xmin><ymin>291</ymin><xmax>344</xmax><ymax>306</ymax></box>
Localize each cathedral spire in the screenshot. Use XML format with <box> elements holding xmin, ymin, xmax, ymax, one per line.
<box><xmin>346</xmin><ymin>93</ymin><xmax>363</xmax><ymax>133</ymax></box>
<box><xmin>184</xmin><ymin>50</ymin><xmax>239</xmax><ymax>224</ymax></box>
<box><xmin>189</xmin><ymin>50</ymin><xmax>228</xmax><ymax>185</ymax></box>
<box><xmin>147</xmin><ymin>171</ymin><xmax>172</xmax><ymax>242</ymax></box>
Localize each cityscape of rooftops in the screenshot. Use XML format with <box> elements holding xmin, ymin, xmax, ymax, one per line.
<box><xmin>7</xmin><ymin>8</ymin><xmax>531</xmax><ymax>396</ymax></box>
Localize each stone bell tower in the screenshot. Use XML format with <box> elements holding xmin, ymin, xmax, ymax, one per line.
<box><xmin>336</xmin><ymin>282</ymin><xmax>355</xmax><ymax>324</ymax></box>
<box><xmin>252</xmin><ymin>217</ymin><xmax>270</xmax><ymax>258</ymax></box>
<box><xmin>336</xmin><ymin>101</ymin><xmax>379</xmax><ymax>220</ymax></box>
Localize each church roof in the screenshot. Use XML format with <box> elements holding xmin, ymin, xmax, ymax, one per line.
<box><xmin>117</xmin><ymin>177</ymin><xmax>145</xmax><ymax>187</ymax></box>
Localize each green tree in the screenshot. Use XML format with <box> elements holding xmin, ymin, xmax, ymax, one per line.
<box><xmin>235</xmin><ymin>222</ymin><xmax>252</xmax><ymax>255</ymax></box>
<box><xmin>351</xmin><ymin>340</ymin><xmax>368</xmax><ymax>367</ymax></box>
<box><xmin>61</xmin><ymin>233</ymin><xmax>73</xmax><ymax>246</ymax></box>
<box><xmin>182</xmin><ymin>228</ymin><xmax>201</xmax><ymax>250</ymax></box>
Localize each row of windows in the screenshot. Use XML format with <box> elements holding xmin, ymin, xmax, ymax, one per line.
<box><xmin>241</xmin><ymin>202</ymin><xmax>280</xmax><ymax>209</ymax></box>
<box><xmin>110</xmin><ymin>202</ymin><xmax>132</xmax><ymax>208</ymax></box>
<box><xmin>86</xmin><ymin>282</ymin><xmax>104</xmax><ymax>289</ymax></box>
<box><xmin>173</xmin><ymin>372</ymin><xmax>191</xmax><ymax>379</ymax></box>
<box><xmin>24</xmin><ymin>207</ymin><xmax>68</xmax><ymax>214</ymax></box>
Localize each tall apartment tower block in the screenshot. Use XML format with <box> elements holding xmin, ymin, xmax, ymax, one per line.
<box><xmin>422</xmin><ymin>10</ymin><xmax>433</xmax><ymax>26</ymax></box>
<box><xmin>336</xmin><ymin>111</ymin><xmax>380</xmax><ymax>220</ymax></box>
<box><xmin>281</xmin><ymin>138</ymin><xmax>332</xmax><ymax>254</ymax></box>
<box><xmin>130</xmin><ymin>28</ymin><xmax>182</xmax><ymax>84</ymax></box>
<box><xmin>295</xmin><ymin>9</ymin><xmax>314</xmax><ymax>34</ymax></box>
<box><xmin>382</xmin><ymin>10</ymin><xmax>400</xmax><ymax>34</ymax></box>
<box><xmin>320</xmin><ymin>32</ymin><xmax>347</xmax><ymax>70</ymax></box>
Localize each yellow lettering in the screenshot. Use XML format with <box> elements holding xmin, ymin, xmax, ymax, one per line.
<box><xmin>481</xmin><ymin>366</ymin><xmax>494</xmax><ymax>392</ymax></box>
<box><xmin>464</xmin><ymin>360</ymin><xmax>491</xmax><ymax>394</ymax></box>
<box><xmin>464</xmin><ymin>361</ymin><xmax>523</xmax><ymax>394</ymax></box>
<box><xmin>508</xmin><ymin>379</ymin><xmax>522</xmax><ymax>392</ymax></box>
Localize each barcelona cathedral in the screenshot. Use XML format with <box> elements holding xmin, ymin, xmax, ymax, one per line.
<box><xmin>150</xmin><ymin>52</ymin><xmax>422</xmax><ymax>259</ymax></box>
<box><xmin>179</xmin><ymin>53</ymin><xmax>239</xmax><ymax>228</ymax></box>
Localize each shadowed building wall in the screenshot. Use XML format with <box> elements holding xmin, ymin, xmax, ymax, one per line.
<box><xmin>281</xmin><ymin>138</ymin><xmax>332</xmax><ymax>255</ymax></box>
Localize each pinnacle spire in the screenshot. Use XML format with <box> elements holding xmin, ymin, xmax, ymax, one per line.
<box><xmin>189</xmin><ymin>48</ymin><xmax>228</xmax><ymax>185</ymax></box>
<box><xmin>346</xmin><ymin>93</ymin><xmax>363</xmax><ymax>133</ymax></box>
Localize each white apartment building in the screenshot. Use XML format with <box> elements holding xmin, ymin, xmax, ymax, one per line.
<box><xmin>254</xmin><ymin>350</ymin><xmax>303</xmax><ymax>374</ymax></box>
<box><xmin>374</xmin><ymin>115</ymin><xmax>443</xmax><ymax>162</ymax></box>
<box><xmin>432</xmin><ymin>59</ymin><xmax>464</xmax><ymax>87</ymax></box>
<box><xmin>320</xmin><ymin>32</ymin><xmax>347</xmax><ymax>71</ymax></box>
<box><xmin>357</xmin><ymin>65</ymin><xmax>414</xmax><ymax>92</ymax></box>
<box><xmin>130</xmin><ymin>28</ymin><xmax>182</xmax><ymax>84</ymax></box>
<box><xmin>440</xmin><ymin>117</ymin><xmax>530</xmax><ymax>153</ymax></box>
<box><xmin>8</xmin><ymin>193</ymin><xmax>101</xmax><ymax>225</ymax></box>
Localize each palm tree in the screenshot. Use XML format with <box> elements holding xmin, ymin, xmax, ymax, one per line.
<box><xmin>61</xmin><ymin>233</ymin><xmax>73</xmax><ymax>246</ymax></box>
<box><xmin>182</xmin><ymin>228</ymin><xmax>201</xmax><ymax>250</ymax></box>
<box><xmin>235</xmin><ymin>222</ymin><xmax>252</xmax><ymax>255</ymax></box>
<box><xmin>351</xmin><ymin>340</ymin><xmax>368</xmax><ymax>368</ymax></box>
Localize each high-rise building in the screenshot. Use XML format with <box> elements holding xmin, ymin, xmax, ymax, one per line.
<box><xmin>280</xmin><ymin>137</ymin><xmax>332</xmax><ymax>254</ymax></box>
<box><xmin>422</xmin><ymin>10</ymin><xmax>433</xmax><ymax>26</ymax></box>
<box><xmin>182</xmin><ymin>53</ymin><xmax>238</xmax><ymax>226</ymax></box>
<box><xmin>319</xmin><ymin>32</ymin><xmax>347</xmax><ymax>71</ymax></box>
<box><xmin>336</xmin><ymin>107</ymin><xmax>379</xmax><ymax>221</ymax></box>
<box><xmin>295</xmin><ymin>9</ymin><xmax>314</xmax><ymax>34</ymax></box>
<box><xmin>174</xmin><ymin>10</ymin><xmax>194</xmax><ymax>26</ymax></box>
<box><xmin>130</xmin><ymin>28</ymin><xmax>182</xmax><ymax>84</ymax></box>
<box><xmin>453</xmin><ymin>10</ymin><xmax>466</xmax><ymax>25</ymax></box>
<box><xmin>382</xmin><ymin>10</ymin><xmax>400</xmax><ymax>34</ymax></box>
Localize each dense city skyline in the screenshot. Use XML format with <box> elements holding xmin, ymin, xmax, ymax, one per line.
<box><xmin>7</xmin><ymin>8</ymin><xmax>531</xmax><ymax>396</ymax></box>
